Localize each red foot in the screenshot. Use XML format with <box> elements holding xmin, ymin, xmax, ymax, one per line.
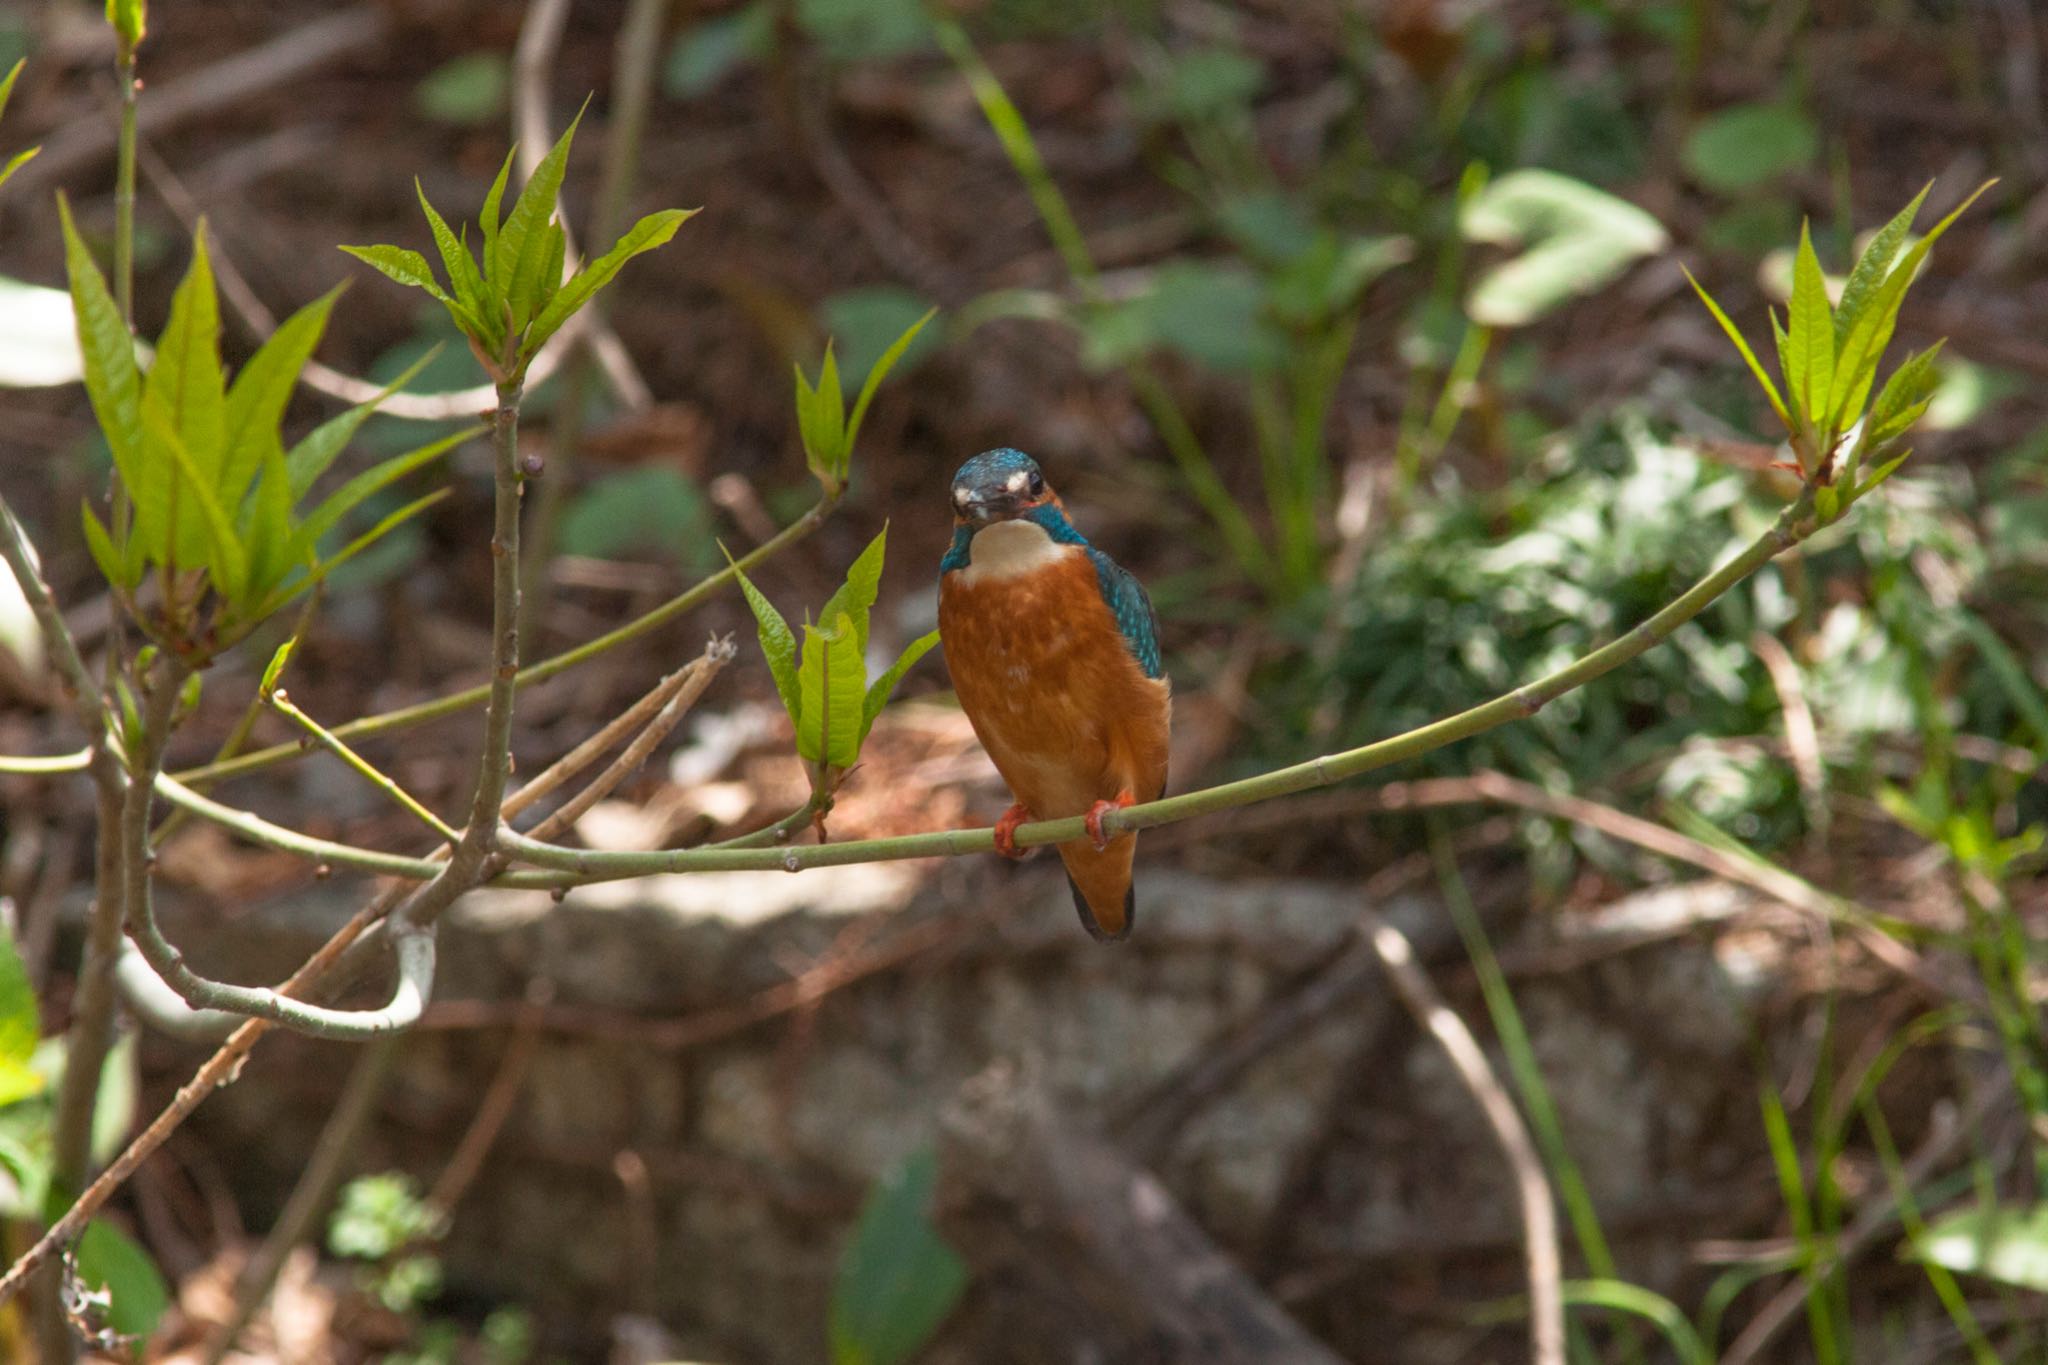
<box><xmin>992</xmin><ymin>802</ymin><xmax>1032</xmax><ymax>860</ymax></box>
<box><xmin>1084</xmin><ymin>790</ymin><xmax>1136</xmax><ymax>851</ymax></box>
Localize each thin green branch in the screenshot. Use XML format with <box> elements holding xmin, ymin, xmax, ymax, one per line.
<box><xmin>500</xmin><ymin>492</ymin><xmax>1816</xmax><ymax>882</ymax></box>
<box><xmin>173</xmin><ymin>494</ymin><xmax>838</xmax><ymax>787</ymax></box>
<box><xmin>0</xmin><ymin>749</ymin><xmax>91</xmax><ymax>774</ymax></box>
<box><xmin>113</xmin><ymin>47</ymin><xmax>137</xmax><ymax>326</ymax></box>
<box><xmin>152</xmin><ymin>773</ymin><xmax>567</xmax><ymax>889</ymax></box>
<box><xmin>119</xmin><ymin>665</ymin><xmax>441</xmax><ymax>1039</ymax></box>
<box><xmin>267</xmin><ymin>689</ymin><xmax>460</xmax><ymax>845</ymax></box>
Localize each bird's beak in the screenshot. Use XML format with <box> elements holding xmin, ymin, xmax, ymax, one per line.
<box><xmin>953</xmin><ymin>487</ymin><xmax>1008</xmax><ymax>523</ymax></box>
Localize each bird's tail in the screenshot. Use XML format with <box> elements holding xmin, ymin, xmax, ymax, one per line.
<box><xmin>1057</xmin><ymin>835</ymin><xmax>1136</xmax><ymax>942</ymax></box>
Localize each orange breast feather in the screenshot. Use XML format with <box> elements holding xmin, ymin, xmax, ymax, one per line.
<box><xmin>939</xmin><ymin>551</ymin><xmax>1170</xmax><ymax>822</ymax></box>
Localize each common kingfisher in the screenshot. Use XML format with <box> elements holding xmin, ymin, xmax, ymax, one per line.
<box><xmin>937</xmin><ymin>449</ymin><xmax>1171</xmax><ymax>941</ymax></box>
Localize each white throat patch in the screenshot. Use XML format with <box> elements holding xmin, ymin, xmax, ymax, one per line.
<box><xmin>958</xmin><ymin>517</ymin><xmax>1076</xmax><ymax>586</ymax></box>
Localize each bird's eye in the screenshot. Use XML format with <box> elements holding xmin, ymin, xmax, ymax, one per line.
<box><xmin>1027</xmin><ymin>471</ymin><xmax>1045</xmax><ymax>496</ymax></box>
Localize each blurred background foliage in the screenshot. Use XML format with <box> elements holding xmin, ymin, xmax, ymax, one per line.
<box><xmin>1</xmin><ymin>0</ymin><xmax>2046</xmax><ymax>1359</ymax></box>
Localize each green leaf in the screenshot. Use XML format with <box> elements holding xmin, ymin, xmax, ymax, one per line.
<box><xmin>80</xmin><ymin>503</ymin><xmax>131</xmax><ymax>591</ymax></box>
<box><xmin>796</xmin><ymin>345</ymin><xmax>848</xmax><ymax>482</ymax></box>
<box><xmin>1460</xmin><ymin>170</ymin><xmax>1668</xmax><ymax>327</ymax></box>
<box><xmin>828</xmin><ymin>1148</ymin><xmax>968</xmax><ymax>1365</ymax></box>
<box><xmin>338</xmin><ymin>245</ymin><xmax>452</xmax><ymax>305</ymax></box>
<box><xmin>840</xmin><ymin>303</ymin><xmax>936</xmax><ymax>461</ymax></box>
<box><xmin>862</xmin><ymin>628</ymin><xmax>939</xmax><ymax>738</ymax></box>
<box><xmin>1786</xmin><ymin>221</ymin><xmax>1834</xmax><ymax>426</ymax></box>
<box><xmin>1104</xmin><ymin>261</ymin><xmax>1278</xmax><ymax>372</ymax></box>
<box><xmin>820</xmin><ymin>289</ymin><xmax>940</xmax><ymax>391</ymax></box>
<box><xmin>558</xmin><ymin>465</ymin><xmax>713</xmax><ymax>567</ymax></box>
<box><xmin>1853</xmin><ymin>450</ymin><xmax>1910</xmax><ymax>499</ymax></box>
<box><xmin>1828</xmin><ymin>181</ymin><xmax>1992</xmax><ymax>429</ymax></box>
<box><xmin>89</xmin><ymin>1031</ymin><xmax>136</xmax><ymax>1167</ymax></box>
<box><xmin>146</xmin><ymin>396</ymin><xmax>247</xmax><ymax>605</ymax></box>
<box><xmin>0</xmin><ymin>58</ymin><xmax>23</xmax><ymax>126</ymax></box>
<box><xmin>1682</xmin><ymin>265</ymin><xmax>1791</xmax><ymax>428</ymax></box>
<box><xmin>1813</xmin><ymin>482</ymin><xmax>1839</xmax><ymax>523</ymax></box>
<box><xmin>536</xmin><ymin>221</ymin><xmax>567</xmax><ymax>315</ymax></box>
<box><xmin>822</xmin><ymin>612</ymin><xmax>865</xmax><ymax>769</ymax></box>
<box><xmin>414</xmin><ymin>51</ymin><xmax>508</xmax><ymax>126</ymax></box>
<box><xmin>104</xmin><ymin>0</ymin><xmax>146</xmax><ymax>50</ymax></box>
<box><xmin>729</xmin><ymin>555</ymin><xmax>800</xmax><ymax>722</ymax></box>
<box><xmin>292</xmin><ymin>425</ymin><xmax>474</xmax><ymax>559</ymax></box>
<box><xmin>261</xmin><ymin>489</ymin><xmax>449</xmax><ymax>618</ymax></box>
<box><xmin>1867</xmin><ymin>342</ymin><xmax>1945</xmax><ymax>446</ymax></box>
<box><xmin>0</xmin><ymin>928</ymin><xmax>38</xmax><ymax>1106</ymax></box>
<box><xmin>495</xmin><ymin>105</ymin><xmax>584</xmax><ymax>304</ymax></box>
<box><xmin>284</xmin><ymin>348</ymin><xmax>438</xmax><ymax>500</ymax></box>
<box><xmin>1768</xmin><ymin>307</ymin><xmax>1793</xmax><ymax>416</ymax></box>
<box><xmin>523</xmin><ymin>208</ymin><xmax>695</xmax><ymax>361</ymax></box>
<box><xmin>76</xmin><ymin>1217</ymin><xmax>169</xmax><ymax>1347</ymax></box>
<box><xmin>144</xmin><ymin>226</ymin><xmax>231</xmax><ymax>566</ymax></box>
<box><xmin>0</xmin><ymin>1125</ymin><xmax>48</xmax><ymax>1216</ymax></box>
<box><xmin>1834</xmin><ymin>183</ymin><xmax>1930</xmax><ymax>347</ymax></box>
<box><xmin>1559</xmin><ymin>1281</ymin><xmax>1711</xmax><ymax>1365</ymax></box>
<box><xmin>479</xmin><ymin>146</ymin><xmax>516</xmax><ymax>274</ymax></box>
<box><xmin>798</xmin><ymin>0</ymin><xmax>932</xmax><ymax>61</ymax></box>
<box><xmin>261</xmin><ymin>637</ymin><xmax>296</xmax><ymax>694</ymax></box>
<box><xmin>1127</xmin><ymin>44</ymin><xmax>1263</xmax><ymax>126</ymax></box>
<box><xmin>663</xmin><ymin>3</ymin><xmax>773</xmax><ymax>97</ymax></box>
<box><xmin>507</xmin><ymin>219</ymin><xmax>562</xmax><ymax>336</ymax></box>
<box><xmin>1914</xmin><ymin>1202</ymin><xmax>2048</xmax><ymax>1292</ymax></box>
<box><xmin>818</xmin><ymin>526</ymin><xmax>887</xmax><ymax>656</ymax></box>
<box><xmin>796</xmin><ymin>619</ymin><xmax>829</xmax><ymax>765</ymax></box>
<box><xmin>415</xmin><ymin>181</ymin><xmax>493</xmax><ymax>339</ymax></box>
<box><xmin>221</xmin><ymin>284</ymin><xmax>341</xmax><ymax>511</ymax></box>
<box><xmin>242</xmin><ymin>442</ymin><xmax>299</xmax><ymax>595</ymax></box>
<box><xmin>0</xmin><ymin>146</ymin><xmax>39</xmax><ymax>197</ymax></box>
<box><xmin>1681</xmin><ymin>102</ymin><xmax>1818</xmax><ymax>195</ymax></box>
<box><xmin>58</xmin><ymin>196</ymin><xmax>145</xmax><ymax>496</ymax></box>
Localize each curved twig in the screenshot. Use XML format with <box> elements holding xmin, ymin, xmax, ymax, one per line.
<box><xmin>1364</xmin><ymin>911</ymin><xmax>1564</xmax><ymax>1365</ymax></box>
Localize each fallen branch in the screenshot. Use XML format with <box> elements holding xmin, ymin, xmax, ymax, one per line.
<box><xmin>937</xmin><ymin>1060</ymin><xmax>1348</xmax><ymax>1364</ymax></box>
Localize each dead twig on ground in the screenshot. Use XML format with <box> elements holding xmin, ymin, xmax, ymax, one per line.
<box><xmin>1361</xmin><ymin>906</ymin><xmax>1565</xmax><ymax>1365</ymax></box>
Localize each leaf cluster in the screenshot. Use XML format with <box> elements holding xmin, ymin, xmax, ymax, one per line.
<box><xmin>731</xmin><ymin>527</ymin><xmax>939</xmax><ymax>795</ymax></box>
<box><xmin>1685</xmin><ymin>182</ymin><xmax>1992</xmax><ymax>521</ymax></box>
<box><xmin>62</xmin><ymin>204</ymin><xmax>470</xmax><ymax>665</ymax></box>
<box><xmin>342</xmin><ymin>110</ymin><xmax>694</xmax><ymax>387</ymax></box>
<box><xmin>793</xmin><ymin>309</ymin><xmax>935</xmax><ymax>496</ymax></box>
<box><xmin>327</xmin><ymin>1171</ymin><xmax>447</xmax><ymax>1314</ymax></box>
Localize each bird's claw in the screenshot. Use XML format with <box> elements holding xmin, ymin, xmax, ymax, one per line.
<box><xmin>992</xmin><ymin>802</ymin><xmax>1032</xmax><ymax>860</ymax></box>
<box><xmin>1084</xmin><ymin>790</ymin><xmax>1136</xmax><ymax>851</ymax></box>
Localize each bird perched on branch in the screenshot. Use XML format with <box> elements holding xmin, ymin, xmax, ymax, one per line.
<box><xmin>937</xmin><ymin>449</ymin><xmax>1171</xmax><ymax>941</ymax></box>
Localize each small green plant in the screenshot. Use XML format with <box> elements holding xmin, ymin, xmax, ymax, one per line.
<box><xmin>342</xmin><ymin>109</ymin><xmax>693</xmax><ymax>389</ymax></box>
<box><xmin>828</xmin><ymin>1148</ymin><xmax>968</xmax><ymax>1365</ymax></box>
<box><xmin>327</xmin><ymin>1171</ymin><xmax>445</xmax><ymax>1314</ymax></box>
<box><xmin>732</xmin><ymin>525</ymin><xmax>939</xmax><ymax>819</ymax></box>
<box><xmin>792</xmin><ymin>309</ymin><xmax>935</xmax><ymax>498</ymax></box>
<box><xmin>61</xmin><ymin>208</ymin><xmax>470</xmax><ymax>666</ymax></box>
<box><xmin>0</xmin><ymin>932</ymin><xmax>164</xmax><ymax>1353</ymax></box>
